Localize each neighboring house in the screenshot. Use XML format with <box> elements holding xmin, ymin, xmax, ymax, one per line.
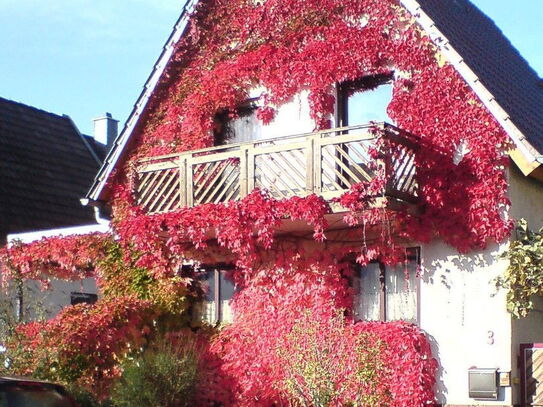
<box><xmin>83</xmin><ymin>0</ymin><xmax>543</xmax><ymax>406</ymax></box>
<box><xmin>0</xmin><ymin>97</ymin><xmax>115</xmax><ymax>319</ymax></box>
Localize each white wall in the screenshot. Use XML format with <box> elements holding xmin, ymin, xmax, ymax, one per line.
<box><xmin>420</xmin><ymin>241</ymin><xmax>513</xmax><ymax>405</ymax></box>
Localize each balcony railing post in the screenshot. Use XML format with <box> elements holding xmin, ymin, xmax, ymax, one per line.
<box><xmin>247</xmin><ymin>146</ymin><xmax>256</xmax><ymax>194</ymax></box>
<box><xmin>306</xmin><ymin>136</ymin><xmax>314</xmax><ymax>194</ymax></box>
<box><xmin>239</xmin><ymin>147</ymin><xmax>249</xmax><ymax>198</ymax></box>
<box><xmin>313</xmin><ymin>132</ymin><xmax>323</xmax><ymax>194</ymax></box>
<box><xmin>186</xmin><ymin>157</ymin><xmax>194</xmax><ymax>208</ymax></box>
<box><xmin>178</xmin><ymin>156</ymin><xmax>187</xmax><ymax>208</ymax></box>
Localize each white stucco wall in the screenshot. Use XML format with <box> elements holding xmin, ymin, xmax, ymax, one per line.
<box><xmin>259</xmin><ymin>90</ymin><xmax>315</xmax><ymax>139</ymax></box>
<box><xmin>420</xmin><ymin>241</ymin><xmax>512</xmax><ymax>405</ymax></box>
<box><xmin>418</xmin><ymin>165</ymin><xmax>543</xmax><ymax>406</ymax></box>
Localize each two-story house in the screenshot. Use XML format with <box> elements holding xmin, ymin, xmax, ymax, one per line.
<box><xmin>84</xmin><ymin>0</ymin><xmax>543</xmax><ymax>405</ymax></box>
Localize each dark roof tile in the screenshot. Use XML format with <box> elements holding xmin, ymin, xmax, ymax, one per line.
<box><xmin>0</xmin><ymin>97</ymin><xmax>105</xmax><ymax>236</ymax></box>
<box><xmin>416</xmin><ymin>0</ymin><xmax>543</xmax><ymax>152</ymax></box>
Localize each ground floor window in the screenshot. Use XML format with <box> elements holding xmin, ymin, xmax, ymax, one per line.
<box><xmin>192</xmin><ymin>266</ymin><xmax>235</xmax><ymax>325</ymax></box>
<box><xmin>70</xmin><ymin>292</ymin><xmax>98</xmax><ymax>306</ymax></box>
<box><xmin>353</xmin><ymin>248</ymin><xmax>419</xmax><ymax>323</ymax></box>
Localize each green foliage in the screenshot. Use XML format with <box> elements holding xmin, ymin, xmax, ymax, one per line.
<box><xmin>65</xmin><ymin>385</ymin><xmax>112</xmax><ymax>407</ymax></box>
<box><xmin>277</xmin><ymin>311</ymin><xmax>390</xmax><ymax>407</ymax></box>
<box><xmin>109</xmin><ymin>337</ymin><xmax>199</xmax><ymax>407</ymax></box>
<box><xmin>498</xmin><ymin>219</ymin><xmax>543</xmax><ymax>318</ymax></box>
<box><xmin>98</xmin><ymin>241</ymin><xmax>190</xmax><ymax>315</ymax></box>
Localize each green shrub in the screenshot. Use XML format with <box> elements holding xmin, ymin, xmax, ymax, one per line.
<box><xmin>65</xmin><ymin>385</ymin><xmax>111</xmax><ymax>407</ymax></box>
<box><xmin>109</xmin><ymin>338</ymin><xmax>199</xmax><ymax>407</ymax></box>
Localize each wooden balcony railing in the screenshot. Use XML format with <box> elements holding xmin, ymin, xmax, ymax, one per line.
<box><xmin>135</xmin><ymin>123</ymin><xmax>418</xmax><ymax>214</ymax></box>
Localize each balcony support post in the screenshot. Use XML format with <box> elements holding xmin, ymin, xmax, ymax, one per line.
<box><xmin>313</xmin><ymin>132</ymin><xmax>323</xmax><ymax>194</ymax></box>
<box><xmin>186</xmin><ymin>158</ymin><xmax>194</xmax><ymax>207</ymax></box>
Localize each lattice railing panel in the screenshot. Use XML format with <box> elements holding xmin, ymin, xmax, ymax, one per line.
<box><xmin>192</xmin><ymin>158</ymin><xmax>241</xmax><ymax>205</ymax></box>
<box><xmin>321</xmin><ymin>140</ymin><xmax>377</xmax><ymax>194</ymax></box>
<box><xmin>386</xmin><ymin>140</ymin><xmax>418</xmax><ymax>201</ymax></box>
<box><xmin>255</xmin><ymin>148</ymin><xmax>307</xmax><ymax>199</ymax></box>
<box><xmin>136</xmin><ymin>165</ymin><xmax>181</xmax><ymax>213</ymax></box>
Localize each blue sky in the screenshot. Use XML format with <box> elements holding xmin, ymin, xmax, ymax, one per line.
<box><xmin>0</xmin><ymin>0</ymin><xmax>541</xmax><ymax>136</ymax></box>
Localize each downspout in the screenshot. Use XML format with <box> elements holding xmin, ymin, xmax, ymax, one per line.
<box><xmin>80</xmin><ymin>198</ymin><xmax>110</xmax><ymax>227</ymax></box>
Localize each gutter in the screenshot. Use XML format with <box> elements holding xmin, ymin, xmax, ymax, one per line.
<box><xmin>80</xmin><ymin>198</ymin><xmax>110</xmax><ymax>227</ymax></box>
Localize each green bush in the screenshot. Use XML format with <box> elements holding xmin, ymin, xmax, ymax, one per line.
<box><xmin>109</xmin><ymin>338</ymin><xmax>199</xmax><ymax>407</ymax></box>
<box><xmin>65</xmin><ymin>385</ymin><xmax>111</xmax><ymax>407</ymax></box>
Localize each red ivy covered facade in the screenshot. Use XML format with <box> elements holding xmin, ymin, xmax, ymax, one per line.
<box><xmin>0</xmin><ymin>0</ymin><xmax>516</xmax><ymax>405</ymax></box>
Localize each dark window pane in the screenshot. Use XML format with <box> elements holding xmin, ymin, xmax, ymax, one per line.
<box><xmin>70</xmin><ymin>292</ymin><xmax>98</xmax><ymax>306</ymax></box>
<box><xmin>219</xmin><ymin>271</ymin><xmax>235</xmax><ymax>323</ymax></box>
<box><xmin>215</xmin><ymin>106</ymin><xmax>262</xmax><ymax>145</ymax></box>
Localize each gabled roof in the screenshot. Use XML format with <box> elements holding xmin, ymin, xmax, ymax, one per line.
<box><xmin>0</xmin><ymin>97</ymin><xmax>105</xmax><ymax>241</ymax></box>
<box><xmin>86</xmin><ymin>0</ymin><xmax>543</xmax><ymax>202</ymax></box>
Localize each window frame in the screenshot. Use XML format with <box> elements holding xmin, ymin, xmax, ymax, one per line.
<box><xmin>336</xmin><ymin>73</ymin><xmax>394</xmax><ymax>127</ymax></box>
<box><xmin>352</xmin><ymin>247</ymin><xmax>420</xmax><ymax>324</ymax></box>
<box><xmin>192</xmin><ymin>264</ymin><xmax>235</xmax><ymax>326</ymax></box>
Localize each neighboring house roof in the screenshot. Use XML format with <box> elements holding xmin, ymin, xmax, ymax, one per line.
<box><xmin>0</xmin><ymin>97</ymin><xmax>105</xmax><ymax>241</ymax></box>
<box><xmin>86</xmin><ymin>0</ymin><xmax>543</xmax><ymax>202</ymax></box>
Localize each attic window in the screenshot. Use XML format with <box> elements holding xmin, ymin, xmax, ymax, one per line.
<box><xmin>338</xmin><ymin>73</ymin><xmax>394</xmax><ymax>127</ymax></box>
<box><xmin>214</xmin><ymin>101</ymin><xmax>262</xmax><ymax>146</ymax></box>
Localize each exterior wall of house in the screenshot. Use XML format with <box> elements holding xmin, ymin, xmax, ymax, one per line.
<box><xmin>507</xmin><ymin>165</ymin><xmax>543</xmax><ymax>406</ymax></box>
<box><xmin>7</xmin><ymin>224</ymin><xmax>107</xmax><ymax>321</ymax></box>
<box><xmin>258</xmin><ymin>90</ymin><xmax>314</xmax><ymax>139</ymax></box>
<box><xmin>420</xmin><ymin>240</ymin><xmax>513</xmax><ymax>406</ymax></box>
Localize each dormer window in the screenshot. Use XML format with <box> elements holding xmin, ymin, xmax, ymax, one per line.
<box><xmin>338</xmin><ymin>74</ymin><xmax>394</xmax><ymax>127</ymax></box>
<box><xmin>214</xmin><ymin>101</ymin><xmax>262</xmax><ymax>146</ymax></box>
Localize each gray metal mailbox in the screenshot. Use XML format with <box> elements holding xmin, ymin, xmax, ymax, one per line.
<box><xmin>468</xmin><ymin>368</ymin><xmax>498</xmax><ymax>400</ymax></box>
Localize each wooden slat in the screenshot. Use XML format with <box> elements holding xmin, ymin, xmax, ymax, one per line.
<box><xmin>257</xmin><ymin>156</ymin><xmax>301</xmax><ymax>197</ymax></box>
<box><xmin>139</xmin><ymin>170</ymin><xmax>176</xmax><ymax>209</ymax></box>
<box><xmin>212</xmin><ymin>168</ymin><xmax>240</xmax><ymax>204</ymax></box>
<box><xmin>147</xmin><ymin>169</ymin><xmax>179</xmax><ymax>212</ymax></box>
<box><xmin>195</xmin><ymin>161</ymin><xmax>233</xmax><ymax>204</ymax></box>
<box><xmin>333</xmin><ymin>144</ymin><xmax>374</xmax><ymax>182</ymax></box>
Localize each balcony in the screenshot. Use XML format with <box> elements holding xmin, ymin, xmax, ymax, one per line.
<box><xmin>135</xmin><ymin>123</ymin><xmax>418</xmax><ymax>214</ymax></box>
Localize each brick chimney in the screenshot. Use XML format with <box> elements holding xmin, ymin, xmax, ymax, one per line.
<box><xmin>93</xmin><ymin>113</ymin><xmax>118</xmax><ymax>147</ymax></box>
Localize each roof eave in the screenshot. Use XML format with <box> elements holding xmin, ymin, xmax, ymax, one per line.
<box><xmin>400</xmin><ymin>0</ymin><xmax>542</xmax><ymax>178</ymax></box>
<box><xmin>86</xmin><ymin>0</ymin><xmax>199</xmax><ymax>202</ymax></box>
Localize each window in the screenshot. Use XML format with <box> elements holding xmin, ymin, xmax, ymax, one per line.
<box><xmin>70</xmin><ymin>292</ymin><xmax>98</xmax><ymax>306</ymax></box>
<box><xmin>214</xmin><ymin>102</ymin><xmax>262</xmax><ymax>146</ymax></box>
<box><xmin>353</xmin><ymin>248</ymin><xmax>419</xmax><ymax>323</ymax></box>
<box><xmin>337</xmin><ymin>73</ymin><xmax>394</xmax><ymax>127</ymax></box>
<box><xmin>192</xmin><ymin>266</ymin><xmax>235</xmax><ymax>325</ymax></box>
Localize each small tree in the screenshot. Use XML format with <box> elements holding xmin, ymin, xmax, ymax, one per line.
<box><xmin>276</xmin><ymin>310</ymin><xmax>391</xmax><ymax>407</ymax></box>
<box><xmin>110</xmin><ymin>336</ymin><xmax>199</xmax><ymax>407</ymax></box>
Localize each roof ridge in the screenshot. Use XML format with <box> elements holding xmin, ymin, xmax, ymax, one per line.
<box><xmin>0</xmin><ymin>96</ymin><xmax>71</xmax><ymax>121</ymax></box>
